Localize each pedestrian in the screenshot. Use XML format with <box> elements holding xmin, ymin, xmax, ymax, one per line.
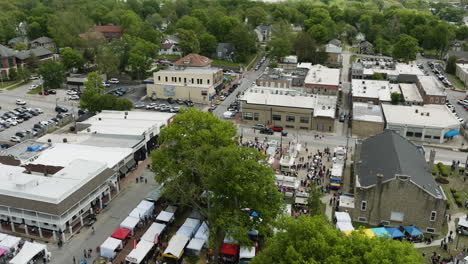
<box><xmin>145</xmin><ymin>178</ymin><xmax>148</xmax><ymax>184</ymax></box>
<box><xmin>136</xmin><ymin>178</ymin><xmax>139</xmax><ymax>183</ymax></box>
<box><xmin>73</xmin><ymin>256</ymin><xmax>76</xmax><ymax>264</ymax></box>
<box><xmin>83</xmin><ymin>249</ymin><xmax>87</xmax><ymax>258</ymax></box>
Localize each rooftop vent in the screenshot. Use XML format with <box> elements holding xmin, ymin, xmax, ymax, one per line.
<box><xmin>426</xmin><ymin>112</ymin><xmax>429</xmax><ymax>116</ymax></box>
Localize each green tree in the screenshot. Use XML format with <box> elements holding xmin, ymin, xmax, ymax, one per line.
<box><xmin>151</xmin><ymin>109</ymin><xmax>282</xmax><ymax>257</ymax></box>
<box><xmin>60</xmin><ymin>48</ymin><xmax>84</xmax><ymax>72</ymax></box>
<box><xmin>391</xmin><ymin>92</ymin><xmax>401</xmax><ymax>105</ymax></box>
<box><xmin>446</xmin><ymin>55</ymin><xmax>457</xmax><ymax>74</ymax></box>
<box><xmin>374</xmin><ymin>37</ymin><xmax>392</xmax><ymax>55</ymax></box>
<box><xmin>226</xmin><ymin>26</ymin><xmax>257</xmax><ymax>62</ymax></box>
<box><xmin>268</xmin><ymin>39</ymin><xmax>292</xmax><ymax>60</ymax></box>
<box><xmin>176</xmin><ymin>16</ymin><xmax>205</xmax><ymax>34</ymax></box>
<box><xmin>199</xmin><ymin>33</ymin><xmax>217</xmax><ymax>56</ymax></box>
<box><xmin>27</xmin><ymin>21</ymin><xmax>43</xmax><ymax>40</ymax></box>
<box><xmin>14</xmin><ymin>42</ymin><xmax>27</xmax><ymax>51</ymax></box>
<box><xmin>307</xmin><ymin>186</ymin><xmax>323</xmax><ymax>216</ymax></box>
<box><xmin>8</xmin><ymin>68</ymin><xmax>18</xmax><ymax>81</ymax></box>
<box><xmin>252</xmin><ymin>216</ymin><xmax>424</xmax><ymax>264</ymax></box>
<box><xmin>96</xmin><ymin>46</ymin><xmax>120</xmax><ymax>77</ymax></box>
<box><xmin>38</xmin><ymin>61</ymin><xmax>65</xmax><ymax>89</ymax></box>
<box><xmin>392</xmin><ymin>34</ymin><xmax>419</xmax><ymax>63</ymax></box>
<box><xmin>120</xmin><ymin>10</ymin><xmax>144</xmax><ymax>37</ymax></box>
<box><xmin>128</xmin><ymin>38</ymin><xmax>158</xmax><ymax>80</ymax></box>
<box><xmin>372</xmin><ymin>72</ymin><xmax>385</xmax><ymax>80</ymax></box>
<box><xmin>245</xmin><ymin>6</ymin><xmax>267</xmax><ymax>27</ymax></box>
<box><xmin>84</xmin><ymin>72</ymin><xmax>104</xmax><ymax>93</ymax></box>
<box><xmin>308</xmin><ymin>24</ymin><xmax>329</xmax><ymax>44</ymax></box>
<box><xmin>294</xmin><ymin>32</ymin><xmax>327</xmax><ymax>64</ymax></box>
<box><xmin>16</xmin><ymin>68</ymin><xmax>31</xmax><ymax>83</ymax></box>
<box><xmin>177</xmin><ymin>29</ymin><xmax>200</xmax><ymax>55</ymax></box>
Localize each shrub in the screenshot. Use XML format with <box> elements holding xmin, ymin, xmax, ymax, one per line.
<box><xmin>432</xmin><ymin>166</ymin><xmax>438</xmax><ymax>175</ymax></box>
<box><xmin>455</xmin><ymin>198</ymin><xmax>463</xmax><ymax>207</ymax></box>
<box><xmin>435</xmin><ymin>177</ymin><xmax>449</xmax><ymax>184</ymax></box>
<box><xmin>453</xmin><ymin>193</ymin><xmax>461</xmax><ymax>199</ymax></box>
<box><xmin>437</xmin><ymin>163</ymin><xmax>450</xmax><ymax>176</ymax></box>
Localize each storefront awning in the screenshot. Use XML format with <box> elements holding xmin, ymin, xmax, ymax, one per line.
<box><xmin>444</xmin><ymin>129</ymin><xmax>460</xmax><ymax>138</ymax></box>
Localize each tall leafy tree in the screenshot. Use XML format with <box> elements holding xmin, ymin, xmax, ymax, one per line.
<box><xmin>199</xmin><ymin>33</ymin><xmax>217</xmax><ymax>57</ymax></box>
<box><xmin>392</xmin><ymin>34</ymin><xmax>419</xmax><ymax>62</ymax></box>
<box><xmin>60</xmin><ymin>48</ymin><xmax>84</xmax><ymax>72</ymax></box>
<box><xmin>96</xmin><ymin>46</ymin><xmax>120</xmax><ymax>77</ymax></box>
<box><xmin>252</xmin><ymin>216</ymin><xmax>424</xmax><ymax>264</ymax></box>
<box><xmin>177</xmin><ymin>29</ymin><xmax>200</xmax><ymax>55</ymax></box>
<box><xmin>446</xmin><ymin>55</ymin><xmax>457</xmax><ymax>74</ymax></box>
<box><xmin>151</xmin><ymin>109</ymin><xmax>282</xmax><ymax>258</ymax></box>
<box><xmin>38</xmin><ymin>61</ymin><xmax>65</xmax><ymax>89</ymax></box>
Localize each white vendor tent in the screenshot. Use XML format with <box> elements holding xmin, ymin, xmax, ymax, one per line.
<box><xmin>163</xmin><ymin>234</ymin><xmax>189</xmax><ymax>260</ymax></box>
<box><xmin>239</xmin><ymin>247</ymin><xmax>256</xmax><ymax>260</ymax></box>
<box><xmin>194</xmin><ymin>222</ymin><xmax>208</xmax><ymax>242</ymax></box>
<box><xmin>137</xmin><ymin>200</ymin><xmax>154</xmax><ymax>216</ymax></box>
<box><xmin>331</xmin><ymin>163</ymin><xmax>344</xmax><ymax>177</ymax></box>
<box><xmin>275</xmin><ymin>175</ymin><xmax>299</xmax><ymax>190</ymax></box>
<box><xmin>458</xmin><ymin>217</ymin><xmax>468</xmax><ymax>228</ymax></box>
<box><xmin>156</xmin><ymin>211</ymin><xmax>174</xmax><ymax>223</ymax></box>
<box><xmin>9</xmin><ymin>242</ymin><xmax>47</xmax><ymax>264</ymax></box>
<box><xmin>141</xmin><ymin>223</ymin><xmax>166</xmax><ymax>244</ymax></box>
<box><xmin>186</xmin><ymin>238</ymin><xmax>205</xmax><ymax>255</ymax></box>
<box><xmin>129</xmin><ymin>207</ymin><xmax>147</xmax><ymax>220</ymax></box>
<box><xmin>100</xmin><ymin>237</ymin><xmax>122</xmax><ymax>259</ymax></box>
<box><xmin>336</xmin><ymin>222</ymin><xmax>355</xmax><ymax>232</ymax></box>
<box><xmin>120</xmin><ymin>216</ymin><xmax>140</xmax><ymax>234</ymax></box>
<box><xmin>177</xmin><ymin>218</ymin><xmax>201</xmax><ymax>238</ymax></box>
<box><xmin>125</xmin><ymin>240</ymin><xmax>154</xmax><ymax>264</ymax></box>
<box><xmin>335</xmin><ymin>212</ymin><xmax>352</xmax><ymax>223</ymax></box>
<box><xmin>0</xmin><ymin>233</ymin><xmax>7</xmax><ymax>242</ymax></box>
<box><xmin>0</xmin><ymin>236</ymin><xmax>21</xmax><ymax>251</ymax></box>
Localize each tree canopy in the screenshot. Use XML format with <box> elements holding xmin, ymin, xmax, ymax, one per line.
<box><xmin>38</xmin><ymin>60</ymin><xmax>65</xmax><ymax>89</ymax></box>
<box><xmin>252</xmin><ymin>216</ymin><xmax>424</xmax><ymax>264</ymax></box>
<box><xmin>151</xmin><ymin>109</ymin><xmax>282</xmax><ymax>251</ymax></box>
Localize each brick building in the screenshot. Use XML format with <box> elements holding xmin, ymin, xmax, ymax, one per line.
<box><xmin>415</xmin><ymin>76</ymin><xmax>446</xmax><ymax>105</ymax></box>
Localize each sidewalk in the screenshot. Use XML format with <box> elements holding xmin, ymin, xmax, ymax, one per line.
<box><xmin>414</xmin><ymin>213</ymin><xmax>465</xmax><ymax>248</ymax></box>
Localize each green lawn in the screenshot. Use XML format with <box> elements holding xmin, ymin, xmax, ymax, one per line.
<box><xmin>27</xmin><ymin>87</ymin><xmax>42</xmax><ymax>94</ymax></box>
<box><xmin>0</xmin><ymin>80</ymin><xmax>20</xmax><ymax>89</ymax></box>
<box><xmin>434</xmin><ymin>164</ymin><xmax>468</xmax><ymax>215</ymax></box>
<box><xmin>447</xmin><ymin>73</ymin><xmax>466</xmax><ymax>90</ymax></box>
<box><xmin>417</xmin><ymin>234</ymin><xmax>468</xmax><ymax>263</ymax></box>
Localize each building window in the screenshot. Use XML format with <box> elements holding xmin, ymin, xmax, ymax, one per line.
<box><xmin>286</xmin><ymin>115</ymin><xmax>295</xmax><ymax>122</ymax></box>
<box><xmin>272</xmin><ymin>114</ymin><xmax>281</xmax><ymax>121</ymax></box>
<box><xmin>300</xmin><ymin>127</ymin><xmax>308</xmax><ymax>130</ymax></box>
<box><xmin>184</xmin><ymin>78</ymin><xmax>187</xmax><ymax>83</ymax></box>
<box><xmin>165</xmin><ymin>76</ymin><xmax>168</xmax><ymax>82</ymax></box>
<box><xmin>178</xmin><ymin>77</ymin><xmax>181</xmax><ymax>82</ymax></box>
<box><xmin>207</xmin><ymin>79</ymin><xmax>210</xmax><ymax>85</ymax></box>
<box><xmin>361</xmin><ymin>201</ymin><xmax>367</xmax><ymax>211</ymax></box>
<box><xmin>430</xmin><ymin>211</ymin><xmax>436</xmax><ymax>222</ymax></box>
<box><xmin>254</xmin><ymin>113</ymin><xmax>259</xmax><ymax>121</ymax></box>
<box><xmin>406</xmin><ymin>131</ymin><xmax>414</xmax><ymax>137</ymax></box>
<box><xmin>435</xmin><ymin>97</ymin><xmax>439</xmax><ymax>103</ymax></box>
<box><xmin>415</xmin><ymin>132</ymin><xmax>422</xmax><ymax>138</ymax></box>
<box><xmin>433</xmin><ymin>136</ymin><xmax>441</xmax><ymax>140</ymax></box>
<box><xmin>158</xmin><ymin>76</ymin><xmax>161</xmax><ymax>81</ymax></box>
<box><xmin>243</xmin><ymin>112</ymin><xmax>253</xmax><ymax>120</ymax></box>
<box><xmin>426</xmin><ymin>228</ymin><xmax>435</xmax><ymax>233</ymax></box>
<box><xmin>381</xmin><ymin>221</ymin><xmax>390</xmax><ymax>226</ymax></box>
<box><xmin>424</xmin><ymin>135</ymin><xmax>431</xmax><ymax>139</ymax></box>
<box><xmin>201</xmin><ymin>90</ymin><xmax>208</xmax><ymax>96</ymax></box>
<box><xmin>390</xmin><ymin>211</ymin><xmax>404</xmax><ymax>222</ymax></box>
<box><xmin>191</xmin><ymin>78</ymin><xmax>194</xmax><ymax>83</ymax></box>
<box><xmin>300</xmin><ymin>116</ymin><xmax>310</xmax><ymax>123</ymax></box>
<box><xmin>358</xmin><ymin>217</ymin><xmax>367</xmax><ymax>222</ymax></box>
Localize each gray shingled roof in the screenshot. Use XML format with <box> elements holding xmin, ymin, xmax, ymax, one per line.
<box><xmin>0</xmin><ymin>44</ymin><xmax>15</xmax><ymax>57</ymax></box>
<box><xmin>31</xmin><ymin>36</ymin><xmax>53</xmax><ymax>44</ymax></box>
<box><xmin>356</xmin><ymin>130</ymin><xmax>442</xmax><ymax>198</ymax></box>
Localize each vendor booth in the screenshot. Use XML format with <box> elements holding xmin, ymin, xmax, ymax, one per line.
<box><xmin>220</xmin><ymin>243</ymin><xmax>239</xmax><ymax>263</ymax></box>
<box><xmin>371</xmin><ymin>227</ymin><xmax>390</xmax><ymax>238</ymax></box>
<box><xmin>9</xmin><ymin>242</ymin><xmax>48</xmax><ymax>264</ymax></box>
<box><xmin>120</xmin><ymin>216</ymin><xmax>140</xmax><ymax>235</ymax></box>
<box><xmin>458</xmin><ymin>217</ymin><xmax>468</xmax><ymax>236</ymax></box>
<box><xmin>0</xmin><ymin>236</ymin><xmax>21</xmax><ymax>252</ymax></box>
<box><xmin>275</xmin><ymin>175</ymin><xmax>299</xmax><ymax>193</ymax></box>
<box><xmin>100</xmin><ymin>237</ymin><xmax>122</xmax><ymax>259</ymax></box>
<box><xmin>141</xmin><ymin>223</ymin><xmax>166</xmax><ymax>244</ymax></box>
<box><xmin>334</xmin><ymin>212</ymin><xmax>352</xmax><ymax>223</ymax></box>
<box><xmin>163</xmin><ymin>234</ymin><xmax>189</xmax><ymax>260</ymax></box>
<box><xmin>111</xmin><ymin>228</ymin><xmax>131</xmax><ymax>240</ymax></box>
<box><xmin>239</xmin><ymin>247</ymin><xmax>256</xmax><ymax>264</ymax></box>
<box><xmin>336</xmin><ymin>222</ymin><xmax>354</xmax><ymax>232</ymax></box>
<box><xmin>156</xmin><ymin>205</ymin><xmax>177</xmax><ymax>223</ymax></box>
<box><xmin>129</xmin><ymin>207</ymin><xmax>147</xmax><ymax>220</ymax></box>
<box><xmin>194</xmin><ymin>222</ymin><xmax>208</xmax><ymax>242</ymax></box>
<box><xmin>126</xmin><ymin>240</ymin><xmax>154</xmax><ymax>264</ymax></box>
<box><xmin>176</xmin><ymin>218</ymin><xmax>200</xmax><ymax>238</ymax></box>
<box><xmin>186</xmin><ymin>238</ymin><xmax>205</xmax><ymax>255</ymax></box>
<box><xmin>402</xmin><ymin>226</ymin><xmax>423</xmax><ymax>242</ymax></box>
<box><xmin>136</xmin><ymin>200</ymin><xmax>154</xmax><ymax>217</ymax></box>
<box><xmin>385</xmin><ymin>227</ymin><xmax>405</xmax><ymax>239</ymax></box>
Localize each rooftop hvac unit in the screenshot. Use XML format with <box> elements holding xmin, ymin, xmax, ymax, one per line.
<box><xmin>421</xmin><ymin>113</ymin><xmax>424</xmax><ymax>116</ymax></box>
<box><xmin>426</xmin><ymin>112</ymin><xmax>429</xmax><ymax>116</ymax></box>
<box><xmin>63</xmin><ymin>138</ymin><xmax>67</xmax><ymax>143</ymax></box>
<box><xmin>415</xmin><ymin>109</ymin><xmax>418</xmax><ymax>113</ymax></box>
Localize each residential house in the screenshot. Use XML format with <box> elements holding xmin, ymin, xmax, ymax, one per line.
<box><xmin>358</xmin><ymin>41</ymin><xmax>374</xmax><ymax>54</ymax></box>
<box><xmin>343</xmin><ymin>130</ymin><xmax>446</xmax><ymax>234</ymax></box>
<box><xmin>81</xmin><ymin>25</ymin><xmax>123</xmax><ymax>41</ymax></box>
<box><xmin>159</xmin><ymin>35</ymin><xmax>182</xmax><ymax>56</ymax></box>
<box><xmin>212</xmin><ymin>43</ymin><xmax>235</xmax><ymax>61</ymax></box>
<box><xmin>356</xmin><ymin>32</ymin><xmax>366</xmax><ymax>41</ymax></box>
<box><xmin>325</xmin><ymin>43</ymin><xmax>342</xmax><ymax>66</ymax></box>
<box><xmin>7</xmin><ymin>36</ymin><xmax>28</xmax><ymax>48</ymax></box>
<box><xmin>328</xmin><ymin>39</ymin><xmax>342</xmax><ymax>47</ymax></box>
<box><xmin>255</xmin><ymin>25</ymin><xmax>271</xmax><ymax>43</ymax></box>
<box><xmin>31</xmin><ymin>37</ymin><xmax>56</xmax><ymax>50</ymax></box>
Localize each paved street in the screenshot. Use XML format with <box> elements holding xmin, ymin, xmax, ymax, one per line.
<box><xmin>49</xmin><ymin>167</ymin><xmax>156</xmax><ymax>264</ymax></box>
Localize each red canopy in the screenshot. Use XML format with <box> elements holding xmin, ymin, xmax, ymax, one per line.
<box><xmin>111</xmin><ymin>227</ymin><xmax>131</xmax><ymax>240</ymax></box>
<box><xmin>220</xmin><ymin>243</ymin><xmax>239</xmax><ymax>256</ymax></box>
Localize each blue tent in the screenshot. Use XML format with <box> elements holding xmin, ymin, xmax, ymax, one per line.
<box><xmin>444</xmin><ymin>129</ymin><xmax>460</xmax><ymax>138</ymax></box>
<box><xmin>250</xmin><ymin>211</ymin><xmax>259</xmax><ymax>217</ymax></box>
<box><xmin>402</xmin><ymin>226</ymin><xmax>423</xmax><ymax>237</ymax></box>
<box><xmin>385</xmin><ymin>227</ymin><xmax>405</xmax><ymax>238</ymax></box>
<box><xmin>371</xmin><ymin>227</ymin><xmax>390</xmax><ymax>238</ymax></box>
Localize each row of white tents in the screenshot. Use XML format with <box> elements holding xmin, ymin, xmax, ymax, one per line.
<box><xmin>163</xmin><ymin>217</ymin><xmax>203</xmax><ymax>260</ymax></box>
<box><xmin>0</xmin><ymin>233</ymin><xmax>49</xmax><ymax>264</ymax></box>
<box><xmin>335</xmin><ymin>212</ymin><xmax>354</xmax><ymax>232</ymax></box>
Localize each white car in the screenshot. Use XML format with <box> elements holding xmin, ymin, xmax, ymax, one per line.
<box><xmin>34</xmin><ymin>108</ymin><xmax>43</xmax><ymax>114</ymax></box>
<box><xmin>15</xmin><ymin>99</ymin><xmax>26</xmax><ymax>105</ymax></box>
<box><xmin>220</xmin><ymin>95</ymin><xmax>226</xmax><ymax>101</ymax></box>
<box><xmin>7</xmin><ymin>119</ymin><xmax>18</xmax><ymax>126</ymax></box>
<box><xmin>68</xmin><ymin>95</ymin><xmax>80</xmax><ymax>100</ymax></box>
<box><xmin>40</xmin><ymin>121</ymin><xmax>49</xmax><ymax>126</ymax></box>
<box><xmin>29</xmin><ymin>76</ymin><xmax>40</xmax><ymax>80</ymax></box>
<box><xmin>29</xmin><ymin>84</ymin><xmax>38</xmax><ymax>90</ymax></box>
<box><xmin>102</xmin><ymin>81</ymin><xmax>111</xmax><ymax>88</ymax></box>
<box><xmin>10</xmin><ymin>136</ymin><xmax>21</xmax><ymax>143</ymax></box>
<box><xmin>109</xmin><ymin>78</ymin><xmax>119</xmax><ymax>84</ymax></box>
<box><xmin>66</xmin><ymin>90</ymin><xmax>78</xmax><ymax>95</ymax></box>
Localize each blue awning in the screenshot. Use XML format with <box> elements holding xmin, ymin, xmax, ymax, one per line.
<box><xmin>385</xmin><ymin>227</ymin><xmax>405</xmax><ymax>238</ymax></box>
<box><xmin>444</xmin><ymin>129</ymin><xmax>460</xmax><ymax>138</ymax></box>
<box><xmin>402</xmin><ymin>226</ymin><xmax>423</xmax><ymax>237</ymax></box>
<box><xmin>371</xmin><ymin>227</ymin><xmax>390</xmax><ymax>238</ymax></box>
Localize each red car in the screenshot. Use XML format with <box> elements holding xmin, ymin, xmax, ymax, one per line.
<box><xmin>269</xmin><ymin>125</ymin><xmax>283</xmax><ymax>132</ymax></box>
<box><xmin>38</xmin><ymin>91</ymin><xmax>49</xmax><ymax>95</ymax></box>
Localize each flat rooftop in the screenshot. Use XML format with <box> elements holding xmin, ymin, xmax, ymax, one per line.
<box><xmin>79</xmin><ymin>110</ymin><xmax>174</xmax><ymax>136</ymax></box>
<box><xmin>156</xmin><ymin>67</ymin><xmax>221</xmax><ymax>75</ymax></box>
<box><xmin>352</xmin><ymin>103</ymin><xmax>384</xmax><ymax>123</ymax></box>
<box><xmin>351</xmin><ymin>79</ymin><xmax>391</xmax><ymax>102</ymax></box>
<box><xmin>32</xmin><ymin>143</ymin><xmax>132</xmax><ymax>168</ymax></box>
<box><xmin>382</xmin><ymin>104</ymin><xmax>460</xmax><ymax>128</ymax></box>
<box><xmin>363</xmin><ymin>63</ymin><xmax>423</xmax><ymax>77</ymax></box>
<box><xmin>399</xmin><ymin>83</ymin><xmax>423</xmax><ymax>103</ymax></box>
<box><xmin>417</xmin><ymin>76</ymin><xmax>446</xmax><ymax>96</ymax></box>
<box><xmin>241</xmin><ymin>86</ymin><xmax>337</xmax><ymax>118</ymax></box>
<box><xmin>37</xmin><ymin>133</ymin><xmax>144</xmax><ymax>149</ymax></box>
<box><xmin>0</xmin><ymin>159</ymin><xmax>107</xmax><ymax>204</ymax></box>
<box><xmin>299</xmin><ymin>64</ymin><xmax>340</xmax><ymax>86</ymax></box>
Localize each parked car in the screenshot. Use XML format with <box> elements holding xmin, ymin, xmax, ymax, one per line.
<box><xmin>109</xmin><ymin>78</ymin><xmax>119</xmax><ymax>84</ymax></box>
<box><xmin>176</xmin><ymin>99</ymin><xmax>184</xmax><ymax>104</ymax></box>
<box><xmin>339</xmin><ymin>112</ymin><xmax>346</xmax><ymax>122</ymax></box>
<box><xmin>68</xmin><ymin>95</ymin><xmax>80</xmax><ymax>100</ymax></box>
<box><xmin>66</xmin><ymin>90</ymin><xmax>78</xmax><ymax>95</ymax></box>
<box><xmin>170</xmin><ymin>107</ymin><xmax>180</xmax><ymax>113</ymax></box>
<box><xmin>220</xmin><ymin>95</ymin><xmax>226</xmax><ymax>101</ymax></box>
<box><xmin>38</xmin><ymin>91</ymin><xmax>49</xmax><ymax>95</ymax></box>
<box><xmin>10</xmin><ymin>136</ymin><xmax>21</xmax><ymax>143</ymax></box>
<box><xmin>167</xmin><ymin>98</ymin><xmax>174</xmax><ymax>104</ymax></box>
<box><xmin>16</xmin><ymin>99</ymin><xmax>26</xmax><ymax>105</ymax></box>
<box><xmin>134</xmin><ymin>104</ymin><xmax>145</xmax><ymax>109</ymax></box>
<box><xmin>34</xmin><ymin>108</ymin><xmax>43</xmax><ymax>114</ymax></box>
<box><xmin>259</xmin><ymin>128</ymin><xmax>274</xmax><ymax>135</ymax></box>
<box><xmin>269</xmin><ymin>125</ymin><xmax>283</xmax><ymax>132</ymax></box>
<box><xmin>29</xmin><ymin>84</ymin><xmax>38</xmax><ymax>90</ymax></box>
<box><xmin>102</xmin><ymin>81</ymin><xmax>111</xmax><ymax>88</ymax></box>
<box><xmin>252</xmin><ymin>124</ymin><xmax>266</xmax><ymax>130</ymax></box>
<box><xmin>29</xmin><ymin>76</ymin><xmax>40</xmax><ymax>80</ymax></box>
<box><xmin>55</xmin><ymin>106</ymin><xmax>68</xmax><ymax>113</ymax></box>
<box><xmin>184</xmin><ymin>100</ymin><xmax>194</xmax><ymax>107</ymax></box>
